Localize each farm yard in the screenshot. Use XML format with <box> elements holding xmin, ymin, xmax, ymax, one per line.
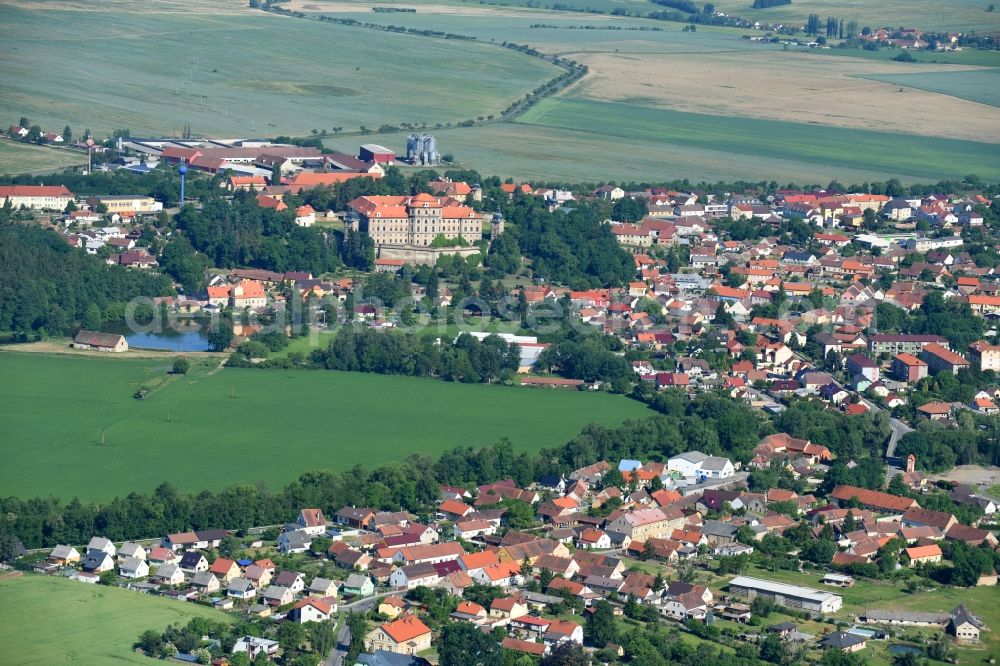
<box><xmin>0</xmin><ymin>139</ymin><xmax>86</xmax><ymax>175</ymax></box>
<box><xmin>0</xmin><ymin>351</ymin><xmax>652</xmax><ymax>501</ymax></box>
<box><xmin>0</xmin><ymin>574</ymin><xmax>230</xmax><ymax>665</ymax></box>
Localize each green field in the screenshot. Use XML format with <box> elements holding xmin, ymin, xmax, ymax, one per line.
<box><xmin>0</xmin><ymin>139</ymin><xmax>86</xmax><ymax>175</ymax></box>
<box><xmin>0</xmin><ymin>5</ymin><xmax>557</xmax><ymax>138</ymax></box>
<box><xmin>710</xmin><ymin>0</ymin><xmax>1000</xmax><ymax>34</ymax></box>
<box><xmin>0</xmin><ymin>351</ymin><xmax>652</xmax><ymax>501</ymax></box>
<box><xmin>428</xmin><ymin>121</ymin><xmax>906</xmax><ymax>184</ymax></box>
<box><xmin>0</xmin><ymin>574</ymin><xmax>229</xmax><ymax>665</ymax></box>
<box><xmin>510</xmin><ymin>97</ymin><xmax>1000</xmax><ymax>182</ymax></box>
<box><xmin>859</xmin><ymin>69</ymin><xmax>1000</xmax><ymax>108</ymax></box>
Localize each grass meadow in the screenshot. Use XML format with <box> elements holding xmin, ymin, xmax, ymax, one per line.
<box><xmin>858</xmin><ymin>69</ymin><xmax>1000</xmax><ymax>108</ymax></box>
<box><xmin>0</xmin><ymin>5</ymin><xmax>557</xmax><ymax>138</ymax></box>
<box><xmin>0</xmin><ymin>351</ymin><xmax>651</xmax><ymax>501</ymax></box>
<box><xmin>0</xmin><ymin>140</ymin><xmax>86</xmax><ymax>175</ymax></box>
<box><xmin>0</xmin><ymin>574</ymin><xmax>230</xmax><ymax>665</ymax></box>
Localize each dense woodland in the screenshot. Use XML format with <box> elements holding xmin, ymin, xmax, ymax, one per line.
<box><xmin>0</xmin><ymin>215</ymin><xmax>172</xmax><ymax>337</ymax></box>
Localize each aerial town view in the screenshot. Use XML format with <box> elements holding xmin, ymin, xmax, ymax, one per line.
<box><xmin>1</xmin><ymin>0</ymin><xmax>1000</xmax><ymax>665</ymax></box>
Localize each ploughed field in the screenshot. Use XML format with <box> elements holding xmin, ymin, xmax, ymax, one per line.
<box><xmin>0</xmin><ymin>352</ymin><xmax>651</xmax><ymax>501</ymax></box>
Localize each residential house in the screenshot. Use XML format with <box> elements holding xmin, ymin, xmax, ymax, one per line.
<box><xmin>949</xmin><ymin>604</ymin><xmax>984</xmax><ymax>643</ymax></box>
<box><xmin>297</xmin><ymin>508</ymin><xmax>328</xmax><ymax>536</ymax></box>
<box><xmin>209</xmin><ymin>558</ymin><xmax>242</xmax><ymax>582</ymax></box>
<box><xmin>118</xmin><ymin>556</ymin><xmax>149</xmax><ymax>579</ymax></box>
<box><xmin>48</xmin><ymin>545</ymin><xmax>81</xmax><ymax>566</ymax></box>
<box><xmin>292</xmin><ymin>597</ymin><xmax>334</xmax><ymax>623</ymax></box>
<box><xmin>260</xmin><ymin>585</ymin><xmax>294</xmax><ymax>607</ymax></box>
<box><xmin>232</xmin><ymin>636</ymin><xmax>279</xmax><ymax>659</ymax></box>
<box><xmin>177</xmin><ymin>551</ymin><xmax>209</xmax><ymax>574</ymax></box>
<box><xmin>152</xmin><ymin>563</ymin><xmax>186</xmax><ymax>586</ymax></box>
<box><xmin>308</xmin><ymin>577</ymin><xmax>339</xmax><ymax>598</ymax></box>
<box><xmin>82</xmin><ymin>551</ymin><xmax>115</xmax><ymax>573</ymax></box>
<box><xmin>343</xmin><ymin>573</ymin><xmax>375</xmax><ymax>597</ymax></box>
<box><xmin>904</xmin><ymin>544</ymin><xmax>943</xmax><ymax>565</ymax></box>
<box><xmin>191</xmin><ymin>571</ymin><xmax>222</xmax><ymax>594</ymax></box>
<box><xmin>365</xmin><ymin>615</ymin><xmax>433</xmax><ymax>656</ymax></box>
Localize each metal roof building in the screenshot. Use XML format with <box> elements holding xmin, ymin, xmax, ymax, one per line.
<box><xmin>727</xmin><ymin>576</ymin><xmax>843</xmax><ymax>614</ymax></box>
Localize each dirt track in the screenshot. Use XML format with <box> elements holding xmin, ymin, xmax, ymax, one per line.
<box><xmin>0</xmin><ymin>341</ymin><xmax>226</xmax><ymax>360</ymax></box>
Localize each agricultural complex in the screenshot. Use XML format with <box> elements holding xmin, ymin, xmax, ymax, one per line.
<box><xmin>0</xmin><ymin>351</ymin><xmax>652</xmax><ymax>501</ymax></box>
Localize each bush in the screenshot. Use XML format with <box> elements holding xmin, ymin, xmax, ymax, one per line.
<box><xmin>172</xmin><ymin>357</ymin><xmax>190</xmax><ymax>375</ymax></box>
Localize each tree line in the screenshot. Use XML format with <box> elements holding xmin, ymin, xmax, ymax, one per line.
<box><xmin>307</xmin><ymin>327</ymin><xmax>521</xmax><ymax>383</ymax></box>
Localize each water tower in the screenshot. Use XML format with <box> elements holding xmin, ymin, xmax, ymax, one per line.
<box><xmin>178</xmin><ymin>161</ymin><xmax>188</xmax><ymax>205</ymax></box>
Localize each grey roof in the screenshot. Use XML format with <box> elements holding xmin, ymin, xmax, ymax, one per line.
<box><xmin>701</xmin><ymin>456</ymin><xmax>732</xmax><ymax>471</ymax></box>
<box><xmin>82</xmin><ymin>551</ymin><xmax>112</xmax><ymax>570</ymax></box>
<box><xmin>50</xmin><ymin>545</ymin><xmax>77</xmax><ymax>559</ymax></box>
<box><xmin>309</xmin><ymin>577</ymin><xmax>337</xmax><ymax>593</ymax></box>
<box><xmin>863</xmin><ymin>609</ymin><xmax>949</xmax><ymax>624</ymax></box>
<box><xmin>344</xmin><ymin>573</ymin><xmax>372</xmax><ymax>589</ymax></box>
<box><xmin>767</xmin><ymin>622</ymin><xmax>796</xmax><ymax>632</ymax></box>
<box><xmin>951</xmin><ymin>604</ymin><xmax>984</xmax><ymax>629</ymax></box>
<box><xmin>87</xmin><ymin>537</ymin><xmax>114</xmax><ymax>552</ymax></box>
<box><xmin>119</xmin><ymin>542</ymin><xmax>145</xmax><ymax>557</ymax></box>
<box><xmin>154</xmin><ymin>563</ymin><xmax>181</xmax><ymax>580</ymax></box>
<box><xmin>120</xmin><ymin>556</ymin><xmax>146</xmax><ymax>572</ymax></box>
<box><xmin>260</xmin><ymin>585</ymin><xmax>290</xmax><ymax>600</ymax></box>
<box><xmin>282</xmin><ymin>531</ymin><xmax>311</xmax><ymax>545</ymax></box>
<box><xmin>702</xmin><ymin>520</ymin><xmax>738</xmax><ymax>537</ymax></box>
<box><xmin>821</xmin><ymin>632</ymin><xmax>866</xmax><ymax>649</ymax></box>
<box><xmin>520</xmin><ymin>591</ymin><xmax>564</xmax><ymax>605</ymax></box>
<box><xmin>228</xmin><ymin>577</ymin><xmax>254</xmax><ymax>592</ymax></box>
<box><xmin>672</xmin><ymin>451</ymin><xmax>708</xmax><ymax>464</ymax></box>
<box><xmin>728</xmin><ymin>576</ymin><xmax>840</xmax><ymax>605</ymax></box>
<box><xmin>192</xmin><ymin>571</ymin><xmax>217</xmax><ymax>587</ymax></box>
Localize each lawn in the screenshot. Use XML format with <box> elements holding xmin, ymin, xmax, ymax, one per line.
<box><xmin>858</xmin><ymin>69</ymin><xmax>1000</xmax><ymax>108</ymax></box>
<box><xmin>0</xmin><ymin>5</ymin><xmax>557</xmax><ymax>138</ymax></box>
<box><xmin>513</xmin><ymin>97</ymin><xmax>1000</xmax><ymax>182</ymax></box>
<box><xmin>0</xmin><ymin>351</ymin><xmax>652</xmax><ymax>501</ymax></box>
<box><xmin>0</xmin><ymin>139</ymin><xmax>86</xmax><ymax>175</ymax></box>
<box><xmin>0</xmin><ymin>574</ymin><xmax>229</xmax><ymax>665</ymax></box>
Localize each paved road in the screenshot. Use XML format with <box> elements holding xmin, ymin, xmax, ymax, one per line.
<box><xmin>325</xmin><ymin>591</ymin><xmax>396</xmax><ymax>666</ymax></box>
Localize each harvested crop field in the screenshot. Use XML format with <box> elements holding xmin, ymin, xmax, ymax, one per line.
<box><xmin>569</xmin><ymin>50</ymin><xmax>1000</xmax><ymax>142</ymax></box>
